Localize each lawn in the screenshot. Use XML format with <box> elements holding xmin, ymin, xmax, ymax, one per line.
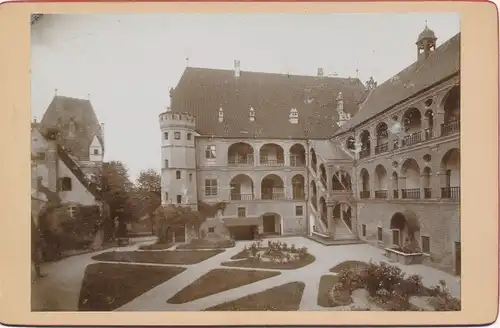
<box><xmin>204</xmin><ymin>281</ymin><xmax>305</xmax><ymax>311</ymax></box>
<box><xmin>330</xmin><ymin>260</ymin><xmax>369</xmax><ymax>273</ymax></box>
<box><xmin>78</xmin><ymin>263</ymin><xmax>185</xmax><ymax>311</ymax></box>
<box><xmin>167</xmin><ymin>268</ymin><xmax>280</xmax><ymax>304</ymax></box>
<box><xmin>317</xmin><ymin>275</ymin><xmax>341</xmax><ymax>307</ymax></box>
<box><xmin>92</xmin><ymin>249</ymin><xmax>224</xmax><ymax>265</ymax></box>
<box><xmin>138</xmin><ymin>242</ymin><xmax>175</xmax><ymax>250</ymax></box>
<box><xmin>221</xmin><ymin>253</ymin><xmax>315</xmax><ymax>270</ymax></box>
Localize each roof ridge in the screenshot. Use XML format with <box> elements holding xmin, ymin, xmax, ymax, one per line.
<box><xmin>186</xmin><ymin>66</ymin><xmax>362</xmax><ymax>82</ymax></box>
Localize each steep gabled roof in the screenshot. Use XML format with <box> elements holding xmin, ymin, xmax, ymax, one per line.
<box><xmin>334</xmin><ymin>32</ymin><xmax>460</xmax><ymax>136</ymax></box>
<box><xmin>39</xmin><ymin>95</ymin><xmax>103</xmax><ymax>161</ymax></box>
<box><xmin>170</xmin><ymin>67</ymin><xmax>369</xmax><ymax>139</ymax></box>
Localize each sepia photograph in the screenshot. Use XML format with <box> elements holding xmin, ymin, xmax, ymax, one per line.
<box><xmin>28</xmin><ymin>11</ymin><xmax>464</xmax><ymax>313</ymax></box>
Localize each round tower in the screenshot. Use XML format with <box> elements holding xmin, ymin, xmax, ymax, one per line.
<box><xmin>159</xmin><ymin>110</ymin><xmax>198</xmax><ymax>208</ymax></box>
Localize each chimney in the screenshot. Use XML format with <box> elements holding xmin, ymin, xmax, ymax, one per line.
<box><xmin>100</xmin><ymin>123</ymin><xmax>105</xmax><ymax>150</ymax></box>
<box><xmin>234</xmin><ymin>60</ymin><xmax>241</xmax><ymax>78</ymax></box>
<box><xmin>317</xmin><ymin>68</ymin><xmax>324</xmax><ymax>77</ymax></box>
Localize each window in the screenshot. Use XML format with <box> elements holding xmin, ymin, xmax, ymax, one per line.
<box><xmin>422</xmin><ymin>236</ymin><xmax>431</xmax><ymax>254</ymax></box>
<box><xmin>36</xmin><ymin>177</ymin><xmax>43</xmax><ymax>189</ymax></box>
<box><xmin>189</xmin><ymin>173</ymin><xmax>193</xmax><ymax>182</ymax></box>
<box><xmin>165</xmin><ymin>192</ymin><xmax>169</xmax><ymax>202</ymax></box>
<box><xmin>37</xmin><ymin>152</ymin><xmax>45</xmax><ymax>160</ymax></box>
<box><xmin>59</xmin><ymin>177</ymin><xmax>72</xmax><ymax>191</ymax></box>
<box><xmin>377</xmin><ymin>227</ymin><xmax>383</xmax><ymax>241</ymax></box>
<box><xmin>187</xmin><ymin>133</ymin><xmax>192</xmax><ymax>140</ymax></box>
<box><xmin>295</xmin><ymin>205</ymin><xmax>303</xmax><ymax>216</ymax></box>
<box><xmin>174</xmin><ymin>132</ymin><xmax>181</xmax><ymax>140</ymax></box>
<box><xmin>392</xmin><ymin>229</ymin><xmax>401</xmax><ymax>246</ymax></box>
<box><xmin>176</xmin><ymin>195</ymin><xmax>182</xmax><ymax>204</ymax></box>
<box><xmin>176</xmin><ymin>170</ymin><xmax>181</xmax><ymax>179</ymax></box>
<box><xmin>208</xmin><ymin>227</ymin><xmax>215</xmax><ymax>233</ymax></box>
<box><xmin>68</xmin><ymin>120</ymin><xmax>76</xmax><ymax>137</ymax></box>
<box><xmin>67</xmin><ymin>206</ymin><xmax>77</xmax><ymax>219</ymax></box>
<box><xmin>93</xmin><ymin>149</ymin><xmax>99</xmax><ymax>155</ymax></box>
<box><xmin>164</xmin><ymin>132</ymin><xmax>168</xmax><ymax>140</ymax></box>
<box><xmin>237</xmin><ymin>207</ymin><xmax>246</xmax><ymax>217</ymax></box>
<box><xmin>362</xmin><ymin>224</ymin><xmax>366</xmax><ymax>237</ymax></box>
<box><xmin>164</xmin><ymin>159</ymin><xmax>169</xmax><ymax>168</ymax></box>
<box><xmin>205</xmin><ymin>179</ymin><xmax>218</xmax><ymax>196</ymax></box>
<box><xmin>205</xmin><ymin>145</ymin><xmax>216</xmax><ymax>159</ymax></box>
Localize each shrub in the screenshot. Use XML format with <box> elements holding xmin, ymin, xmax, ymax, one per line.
<box><xmin>429</xmin><ymin>280</ymin><xmax>461</xmax><ymax>311</ymax></box>
<box><xmin>338</xmin><ymin>268</ymin><xmax>365</xmax><ymax>292</ymax></box>
<box><xmin>328</xmin><ymin>284</ymin><xmax>353</xmax><ymax>306</ymax></box>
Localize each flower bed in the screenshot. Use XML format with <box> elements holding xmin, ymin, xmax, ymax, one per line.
<box><xmin>385</xmin><ymin>247</ymin><xmax>424</xmax><ymax>265</ymax></box>
<box><xmin>138</xmin><ymin>242</ymin><xmax>175</xmax><ymax>250</ymax></box>
<box><xmin>221</xmin><ymin>240</ymin><xmax>315</xmax><ymax>270</ymax></box>
<box><xmin>327</xmin><ymin>261</ymin><xmax>461</xmax><ymax>311</ymax></box>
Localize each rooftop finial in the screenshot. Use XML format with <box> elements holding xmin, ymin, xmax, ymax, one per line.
<box><xmin>186</xmin><ymin>57</ymin><xmax>189</xmax><ymax>67</ymax></box>
<box><xmin>54</xmin><ymin>88</ymin><xmax>58</xmax><ymax>95</ymax></box>
<box><xmin>425</xmin><ymin>19</ymin><xmax>428</xmax><ymax>27</ymax></box>
<box><xmin>88</xmin><ymin>93</ymin><xmax>91</xmax><ymax>100</ymax></box>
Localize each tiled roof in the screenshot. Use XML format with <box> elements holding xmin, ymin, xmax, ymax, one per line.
<box><xmin>39</xmin><ymin>95</ymin><xmax>103</xmax><ymax>161</ymax></box>
<box><xmin>334</xmin><ymin>32</ymin><xmax>460</xmax><ymax>137</ymax></box>
<box><xmin>311</xmin><ymin>139</ymin><xmax>353</xmax><ymax>161</ymax></box>
<box><xmin>170</xmin><ymin>67</ymin><xmax>369</xmax><ymax>139</ymax></box>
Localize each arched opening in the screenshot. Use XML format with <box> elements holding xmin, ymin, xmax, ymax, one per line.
<box><xmin>319</xmin><ymin>164</ymin><xmax>327</xmax><ymax>188</ymax></box>
<box><xmin>291</xmin><ymin>174</ymin><xmax>305</xmax><ymax>200</ymax></box>
<box><xmin>360</xmin><ymin>168</ymin><xmax>370</xmax><ymax>198</ymax></box>
<box><xmin>68</xmin><ymin>119</ymin><xmax>76</xmax><ymax>138</ymax></box>
<box><xmin>310</xmin><ymin>181</ymin><xmax>317</xmax><ymax>211</ymax></box>
<box><xmin>390</xmin><ymin>211</ymin><xmax>421</xmax><ymax>249</ymax></box>
<box><xmin>359</xmin><ymin>130</ymin><xmax>371</xmax><ymax>159</ymax></box>
<box><xmin>422</xmin><ymin>167</ymin><xmax>432</xmax><ymax>199</ymax></box>
<box><xmin>260</xmin><ymin>143</ymin><xmax>285</xmax><ymax>166</ymax></box>
<box><xmin>332</xmin><ymin>170</ymin><xmax>352</xmax><ymax>191</ymax></box>
<box><xmin>319</xmin><ymin>197</ymin><xmax>327</xmax><ymax>227</ymax></box>
<box><xmin>401</xmin><ymin>158</ymin><xmax>421</xmax><ymax>199</ymax></box>
<box><xmin>230</xmin><ymin>174</ymin><xmax>254</xmax><ymax>201</ymax></box>
<box><xmin>227</xmin><ymin>142</ymin><xmax>254</xmax><ymax>166</ymax></box>
<box><xmin>424</xmin><ymin>109</ymin><xmax>434</xmax><ymax>140</ymax></box>
<box><xmin>333</xmin><ymin>203</ymin><xmax>353</xmax><ymax>231</ymax></box>
<box><xmin>375</xmin><ymin>122</ymin><xmax>389</xmax><ymax>154</ymax></box>
<box><xmin>402</xmin><ymin>107</ymin><xmax>423</xmax><ymax>147</ymax></box>
<box><xmin>289</xmin><ymin>144</ymin><xmax>306</xmax><ymax>167</ymax></box>
<box><xmin>346</xmin><ymin>136</ymin><xmax>355</xmax><ymax>151</ymax></box>
<box><xmin>392</xmin><ymin>172</ymin><xmax>399</xmax><ymax>198</ymax></box>
<box><xmin>374</xmin><ymin>165</ymin><xmax>388</xmax><ymax>199</ymax></box>
<box><xmin>440</xmin><ymin>148</ymin><xmax>460</xmax><ymax>199</ymax></box>
<box><xmin>441</xmin><ymin>85</ymin><xmax>460</xmax><ymax>136</ymax></box>
<box><xmin>310</xmin><ymin>148</ymin><xmax>317</xmax><ymax>172</ymax></box>
<box><xmin>261</xmin><ymin>174</ymin><xmax>285</xmax><ymax>200</ymax></box>
<box><xmin>260</xmin><ymin>212</ymin><xmax>282</xmax><ymax>235</ymax></box>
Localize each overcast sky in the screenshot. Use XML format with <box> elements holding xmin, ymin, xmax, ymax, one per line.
<box><xmin>30</xmin><ymin>13</ymin><xmax>460</xmax><ymax>180</ymax></box>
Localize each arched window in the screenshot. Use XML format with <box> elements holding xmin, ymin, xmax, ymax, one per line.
<box><xmin>68</xmin><ymin>120</ymin><xmax>76</xmax><ymax>137</ymax></box>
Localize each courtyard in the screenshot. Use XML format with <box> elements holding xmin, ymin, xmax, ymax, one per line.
<box><xmin>32</xmin><ymin>236</ymin><xmax>460</xmax><ymax>312</ymax></box>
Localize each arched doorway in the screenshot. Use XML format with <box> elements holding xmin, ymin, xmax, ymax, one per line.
<box><xmin>441</xmin><ymin>85</ymin><xmax>460</xmax><ymax>136</ymax></box>
<box><xmin>261</xmin><ymin>174</ymin><xmax>285</xmax><ymax>200</ymax></box>
<box><xmin>390</xmin><ymin>211</ymin><xmax>420</xmax><ymax>248</ymax></box>
<box><xmin>230</xmin><ymin>174</ymin><xmax>254</xmax><ymax>201</ymax></box>
<box><xmin>289</xmin><ymin>144</ymin><xmax>306</xmax><ymax>166</ymax></box>
<box><xmin>227</xmin><ymin>142</ymin><xmax>254</xmax><ymax>165</ymax></box>
<box><xmin>291</xmin><ymin>174</ymin><xmax>305</xmax><ymax>200</ymax></box>
<box><xmin>360</xmin><ymin>168</ymin><xmax>370</xmax><ymax>198</ymax></box>
<box><xmin>400</xmin><ymin>158</ymin><xmax>421</xmax><ymax>199</ymax></box>
<box><xmin>359</xmin><ymin>130</ymin><xmax>371</xmax><ymax>159</ymax></box>
<box><xmin>402</xmin><ymin>107</ymin><xmax>423</xmax><ymax>147</ymax></box>
<box><xmin>333</xmin><ymin>203</ymin><xmax>352</xmax><ymax>231</ymax></box>
<box><xmin>374</xmin><ymin>164</ymin><xmax>388</xmax><ymax>198</ymax></box>
<box><xmin>260</xmin><ymin>143</ymin><xmax>285</xmax><ymax>166</ymax></box>
<box><xmin>440</xmin><ymin>148</ymin><xmax>460</xmax><ymax>199</ymax></box>
<box><xmin>375</xmin><ymin>122</ymin><xmax>389</xmax><ymax>154</ymax></box>
<box><xmin>261</xmin><ymin>212</ymin><xmax>282</xmax><ymax>235</ymax></box>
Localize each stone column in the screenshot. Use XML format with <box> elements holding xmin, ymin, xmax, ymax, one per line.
<box><xmin>419</xmin><ymin>174</ymin><xmax>427</xmax><ymax>199</ymax></box>
<box><xmin>327</xmin><ymin>166</ymin><xmax>333</xmax><ymax>195</ymax></box>
<box><xmin>284</xmin><ymin>152</ymin><xmax>290</xmax><ymax>166</ymax></box>
<box><xmin>350</xmin><ymin>206</ymin><xmax>359</xmax><ymax>237</ymax></box>
<box><xmin>435</xmin><ymin>170</ymin><xmax>447</xmax><ymax>199</ymax></box>
<box><xmin>389</xmin><ymin>172</ymin><xmax>397</xmax><ymax>199</ymax></box>
<box><xmin>434</xmin><ymin>111</ymin><xmax>445</xmax><ymax>138</ymax></box>
<box><xmin>422</xmin><ymin>114</ymin><xmax>430</xmax><ymax>141</ymax></box>
<box><xmin>327</xmin><ymin>205</ymin><xmax>335</xmax><ymax>236</ymax></box>
<box><xmin>398</xmin><ymin>176</ymin><xmax>406</xmax><ymax>198</ymax></box>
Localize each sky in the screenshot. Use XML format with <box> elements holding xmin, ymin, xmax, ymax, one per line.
<box><xmin>30</xmin><ymin>13</ymin><xmax>460</xmax><ymax>180</ymax></box>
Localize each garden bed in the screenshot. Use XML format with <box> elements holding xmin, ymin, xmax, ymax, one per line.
<box><xmin>204</xmin><ymin>281</ymin><xmax>305</xmax><ymax>311</ymax></box>
<box><xmin>385</xmin><ymin>247</ymin><xmax>424</xmax><ymax>265</ymax></box>
<box><xmin>78</xmin><ymin>263</ymin><xmax>185</xmax><ymax>311</ymax></box>
<box><xmin>222</xmin><ymin>240</ymin><xmax>315</xmax><ymax>270</ymax></box>
<box><xmin>167</xmin><ymin>268</ymin><xmax>280</xmax><ymax>304</ymax></box>
<box><xmin>330</xmin><ymin>261</ymin><xmax>369</xmax><ymax>274</ymax></box>
<box><xmin>92</xmin><ymin>249</ymin><xmax>224</xmax><ymax>265</ymax></box>
<box><xmin>317</xmin><ymin>275</ymin><xmax>340</xmax><ymax>307</ymax></box>
<box><xmin>138</xmin><ymin>242</ymin><xmax>175</xmax><ymax>250</ymax></box>
<box><xmin>326</xmin><ymin>261</ymin><xmax>461</xmax><ymax>311</ymax></box>
<box><xmin>176</xmin><ymin>239</ymin><xmax>235</xmax><ymax>250</ymax></box>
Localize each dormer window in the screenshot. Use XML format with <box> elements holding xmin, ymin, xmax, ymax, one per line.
<box><xmin>218</xmin><ymin>107</ymin><xmax>224</xmax><ymax>123</ymax></box>
<box><xmin>249</xmin><ymin>106</ymin><xmax>255</xmax><ymax>122</ymax></box>
<box><xmin>93</xmin><ymin>149</ymin><xmax>99</xmax><ymax>155</ymax></box>
<box><xmin>289</xmin><ymin>108</ymin><xmax>299</xmax><ymax>124</ymax></box>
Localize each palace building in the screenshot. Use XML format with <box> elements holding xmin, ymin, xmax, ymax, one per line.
<box><xmin>159</xmin><ymin>26</ymin><xmax>460</xmax><ymax>274</ymax></box>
